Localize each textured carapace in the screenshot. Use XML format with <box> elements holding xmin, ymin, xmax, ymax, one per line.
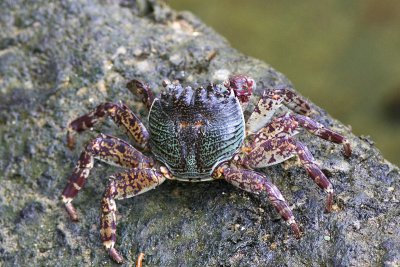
<box><xmin>148</xmin><ymin>83</ymin><xmax>245</xmax><ymax>180</ymax></box>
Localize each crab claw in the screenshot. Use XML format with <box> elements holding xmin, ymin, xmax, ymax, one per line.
<box><xmin>109</xmin><ymin>248</ymin><xmax>124</xmax><ymax>264</ymax></box>
<box><xmin>224</xmin><ymin>74</ymin><xmax>255</xmax><ymax>104</ymax></box>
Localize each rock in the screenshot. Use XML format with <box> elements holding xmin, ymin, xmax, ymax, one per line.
<box><xmin>18</xmin><ymin>201</ymin><xmax>45</xmax><ymax>223</ymax></box>
<box><xmin>0</xmin><ymin>0</ymin><xmax>399</xmax><ymax>266</ymax></box>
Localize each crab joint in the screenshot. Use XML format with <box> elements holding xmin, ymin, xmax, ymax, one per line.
<box><xmin>212</xmin><ymin>166</ymin><xmax>225</xmax><ymax>179</ymax></box>
<box><xmin>160</xmin><ymin>166</ymin><xmax>173</xmax><ymax>179</ymax></box>
<box><xmin>241</xmin><ymin>146</ymin><xmax>253</xmax><ymax>154</ymax></box>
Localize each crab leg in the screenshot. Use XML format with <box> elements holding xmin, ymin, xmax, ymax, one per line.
<box><xmin>67</xmin><ymin>102</ymin><xmax>149</xmax><ymax>150</ymax></box>
<box><xmin>215</xmin><ymin>164</ymin><xmax>301</xmax><ymax>239</ymax></box>
<box><xmin>290</xmin><ymin>113</ymin><xmax>351</xmax><ymax>157</ymax></box>
<box><xmin>246</xmin><ymin>86</ymin><xmax>312</xmax><ymax>133</ymax></box>
<box><xmin>126</xmin><ymin>79</ymin><xmax>155</xmax><ymax>110</ymax></box>
<box><xmin>101</xmin><ymin>168</ymin><xmax>166</xmax><ymax>263</ymax></box>
<box><xmin>256</xmin><ymin>113</ymin><xmax>351</xmax><ymax>157</ymax></box>
<box><xmin>291</xmin><ymin>140</ymin><xmax>335</xmax><ymax>212</ymax></box>
<box><xmin>238</xmin><ymin>136</ymin><xmax>335</xmax><ymax>212</ymax></box>
<box><xmin>61</xmin><ymin>134</ymin><xmax>154</xmax><ymax>221</ymax></box>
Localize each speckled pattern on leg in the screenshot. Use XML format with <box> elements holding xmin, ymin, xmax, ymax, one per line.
<box><xmin>290</xmin><ymin>139</ymin><xmax>335</xmax><ymax>212</ymax></box>
<box><xmin>238</xmin><ymin>134</ymin><xmax>335</xmax><ymax>212</ymax></box>
<box><xmin>101</xmin><ymin>168</ymin><xmax>166</xmax><ymax>263</ymax></box>
<box><xmin>240</xmin><ymin>112</ymin><xmax>351</xmax><ymax>168</ymax></box>
<box><xmin>217</xmin><ymin>164</ymin><xmax>301</xmax><ymax>239</ymax></box>
<box><xmin>246</xmin><ymin>86</ymin><xmax>312</xmax><ymax>133</ymax></box>
<box><xmin>291</xmin><ymin>113</ymin><xmax>352</xmax><ymax>157</ymax></box>
<box><xmin>61</xmin><ymin>134</ymin><xmax>153</xmax><ymax>221</ymax></box>
<box><xmin>67</xmin><ymin>102</ymin><xmax>150</xmax><ymax>150</ymax></box>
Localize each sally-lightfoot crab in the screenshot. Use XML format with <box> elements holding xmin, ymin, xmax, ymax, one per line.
<box><xmin>61</xmin><ymin>75</ymin><xmax>351</xmax><ymax>263</ymax></box>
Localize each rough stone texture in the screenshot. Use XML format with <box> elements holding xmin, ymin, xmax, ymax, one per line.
<box><xmin>0</xmin><ymin>1</ymin><xmax>399</xmax><ymax>266</ymax></box>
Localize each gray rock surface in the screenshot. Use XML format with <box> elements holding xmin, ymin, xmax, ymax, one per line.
<box><xmin>0</xmin><ymin>1</ymin><xmax>399</xmax><ymax>266</ymax></box>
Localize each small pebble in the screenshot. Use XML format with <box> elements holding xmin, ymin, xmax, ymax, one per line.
<box><xmin>324</xmin><ymin>235</ymin><xmax>331</xmax><ymax>241</ymax></box>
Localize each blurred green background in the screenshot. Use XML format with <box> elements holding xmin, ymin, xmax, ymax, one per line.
<box><xmin>169</xmin><ymin>0</ymin><xmax>400</xmax><ymax>165</ymax></box>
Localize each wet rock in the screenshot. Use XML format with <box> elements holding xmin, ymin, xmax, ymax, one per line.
<box><xmin>36</xmin><ymin>170</ymin><xmax>56</xmax><ymax>194</ymax></box>
<box><xmin>18</xmin><ymin>201</ymin><xmax>45</xmax><ymax>223</ymax></box>
<box><xmin>0</xmin><ymin>0</ymin><xmax>399</xmax><ymax>266</ymax></box>
<box><xmin>382</xmin><ymin>240</ymin><xmax>400</xmax><ymax>267</ymax></box>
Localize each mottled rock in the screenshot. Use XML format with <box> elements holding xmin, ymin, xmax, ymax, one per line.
<box><xmin>0</xmin><ymin>0</ymin><xmax>398</xmax><ymax>266</ymax></box>
<box><xmin>18</xmin><ymin>201</ymin><xmax>45</xmax><ymax>223</ymax></box>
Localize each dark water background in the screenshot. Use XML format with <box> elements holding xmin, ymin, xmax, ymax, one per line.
<box><xmin>170</xmin><ymin>0</ymin><xmax>400</xmax><ymax>165</ymax></box>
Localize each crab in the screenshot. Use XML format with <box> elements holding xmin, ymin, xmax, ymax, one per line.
<box><xmin>61</xmin><ymin>74</ymin><xmax>351</xmax><ymax>263</ymax></box>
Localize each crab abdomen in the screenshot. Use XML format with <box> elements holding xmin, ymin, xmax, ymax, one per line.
<box><xmin>149</xmin><ymin>84</ymin><xmax>245</xmax><ymax>180</ymax></box>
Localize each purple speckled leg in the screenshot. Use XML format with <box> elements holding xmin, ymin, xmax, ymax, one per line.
<box><xmin>67</xmin><ymin>102</ymin><xmax>149</xmax><ymax>150</ymax></box>
<box><xmin>246</xmin><ymin>86</ymin><xmax>312</xmax><ymax>133</ymax></box>
<box><xmin>241</xmin><ymin>112</ymin><xmax>351</xmax><ymax>166</ymax></box>
<box><xmin>239</xmin><ymin>112</ymin><xmax>351</xmax><ymax>212</ymax></box>
<box><xmin>61</xmin><ymin>134</ymin><xmax>154</xmax><ymax>221</ymax></box>
<box><xmin>290</xmin><ymin>139</ymin><xmax>335</xmax><ymax>212</ymax></box>
<box><xmin>216</xmin><ymin>164</ymin><xmax>301</xmax><ymax>238</ymax></box>
<box><xmin>101</xmin><ymin>168</ymin><xmax>165</xmax><ymax>263</ymax></box>
<box><xmin>291</xmin><ymin>113</ymin><xmax>351</xmax><ymax>157</ymax></box>
<box><xmin>239</xmin><ymin>135</ymin><xmax>336</xmax><ymax>212</ymax></box>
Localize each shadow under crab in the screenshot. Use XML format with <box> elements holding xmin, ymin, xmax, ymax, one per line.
<box><xmin>61</xmin><ymin>75</ymin><xmax>351</xmax><ymax>263</ymax></box>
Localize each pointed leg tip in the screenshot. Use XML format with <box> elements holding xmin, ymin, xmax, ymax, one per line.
<box><xmin>65</xmin><ymin>202</ymin><xmax>79</xmax><ymax>222</ymax></box>
<box><xmin>71</xmin><ymin>216</ymin><xmax>79</xmax><ymax>222</ymax></box>
<box><xmin>343</xmin><ymin>141</ymin><xmax>352</xmax><ymax>158</ymax></box>
<box><xmin>109</xmin><ymin>248</ymin><xmax>124</xmax><ymax>264</ymax></box>
<box><xmin>324</xmin><ymin>193</ymin><xmax>334</xmax><ymax>213</ymax></box>
<box><xmin>290</xmin><ymin>223</ymin><xmax>302</xmax><ymax>239</ymax></box>
<box><xmin>67</xmin><ymin>133</ymin><xmax>76</xmax><ymax>150</ymax></box>
<box><xmin>67</xmin><ymin>143</ymin><xmax>75</xmax><ymax>150</ymax></box>
<box><xmin>136</xmin><ymin>252</ymin><xmax>145</xmax><ymax>267</ymax></box>
<box><xmin>324</xmin><ymin>207</ymin><xmax>332</xmax><ymax>214</ymax></box>
<box><xmin>324</xmin><ymin>201</ymin><xmax>333</xmax><ymax>213</ymax></box>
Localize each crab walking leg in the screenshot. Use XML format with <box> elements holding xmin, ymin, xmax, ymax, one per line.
<box><xmin>289</xmin><ymin>140</ymin><xmax>335</xmax><ymax>212</ymax></box>
<box><xmin>67</xmin><ymin>102</ymin><xmax>149</xmax><ymax>150</ymax></box>
<box><xmin>239</xmin><ymin>137</ymin><xmax>335</xmax><ymax>212</ymax></box>
<box><xmin>246</xmin><ymin>87</ymin><xmax>312</xmax><ymax>133</ymax></box>
<box><xmin>257</xmin><ymin>113</ymin><xmax>351</xmax><ymax>157</ymax></box>
<box><xmin>101</xmin><ymin>169</ymin><xmax>166</xmax><ymax>263</ymax></box>
<box><xmin>217</xmin><ymin>164</ymin><xmax>301</xmax><ymax>239</ymax></box>
<box><xmin>126</xmin><ymin>79</ymin><xmax>155</xmax><ymax>110</ymax></box>
<box><xmin>291</xmin><ymin>114</ymin><xmax>352</xmax><ymax>157</ymax></box>
<box><xmin>61</xmin><ymin>134</ymin><xmax>154</xmax><ymax>221</ymax></box>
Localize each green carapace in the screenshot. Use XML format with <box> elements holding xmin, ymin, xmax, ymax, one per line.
<box><xmin>149</xmin><ymin>82</ymin><xmax>245</xmax><ymax>181</ymax></box>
